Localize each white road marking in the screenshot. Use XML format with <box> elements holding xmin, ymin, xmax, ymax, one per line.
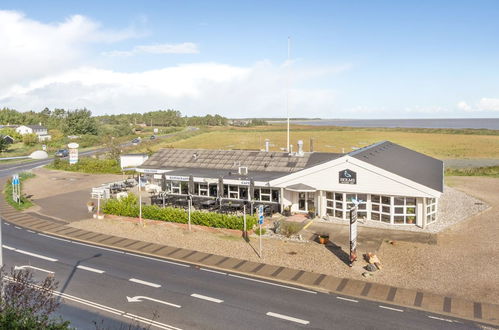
<box><xmin>191</xmin><ymin>293</ymin><xmax>224</xmax><ymax>303</ymax></box>
<box><xmin>77</xmin><ymin>265</ymin><xmax>105</xmax><ymax>274</ymax></box>
<box><xmin>14</xmin><ymin>265</ymin><xmax>54</xmax><ymax>274</ymax></box>
<box><xmin>428</xmin><ymin>315</ymin><xmax>455</xmax><ymax>323</ymax></box>
<box><xmin>129</xmin><ymin>278</ymin><xmax>161</xmax><ymax>288</ymax></box>
<box><xmin>379</xmin><ymin>305</ymin><xmax>404</xmax><ymax>312</ymax></box>
<box><xmin>27</xmin><ymin>230</ymin><xmax>35</xmax><ymax>233</ymax></box>
<box><xmin>336</xmin><ymin>296</ymin><xmax>358</xmax><ymax>303</ymax></box>
<box><xmin>2</xmin><ymin>245</ymin><xmax>58</xmax><ymax>262</ymax></box>
<box><xmin>266</xmin><ymin>312</ymin><xmax>310</xmax><ymax>325</ymax></box>
<box><xmin>228</xmin><ymin>274</ymin><xmax>317</xmax><ymax>294</ymax></box>
<box><xmin>4</xmin><ymin>223</ymin><xmax>10</xmax><ymax>226</ymax></box>
<box><xmin>15</xmin><ymin>226</ymin><xmax>21</xmax><ymax>229</ymax></box>
<box><xmin>200</xmin><ymin>268</ymin><xmax>226</xmax><ymax>275</ymax></box>
<box><xmin>38</xmin><ymin>233</ymin><xmax>70</xmax><ymax>242</ymax></box>
<box><xmin>3</xmin><ymin>276</ymin><xmax>181</xmax><ymax>330</ymax></box>
<box><xmin>125</xmin><ymin>252</ymin><xmax>190</xmax><ymax>267</ymax></box>
<box><xmin>127</xmin><ymin>295</ymin><xmax>181</xmax><ymax>308</ymax></box>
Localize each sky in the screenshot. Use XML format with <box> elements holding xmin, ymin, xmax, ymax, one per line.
<box><xmin>0</xmin><ymin>0</ymin><xmax>498</xmax><ymax>119</ymax></box>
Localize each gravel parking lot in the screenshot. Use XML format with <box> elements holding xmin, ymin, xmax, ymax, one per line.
<box><xmin>22</xmin><ymin>169</ymin><xmax>499</xmax><ymax>304</ymax></box>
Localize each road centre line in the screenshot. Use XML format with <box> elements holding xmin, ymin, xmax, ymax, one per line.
<box><xmin>200</xmin><ymin>268</ymin><xmax>227</xmax><ymax>275</ymax></box>
<box><xmin>129</xmin><ymin>278</ymin><xmax>162</xmax><ymax>288</ymax></box>
<box><xmin>37</xmin><ymin>233</ymin><xmax>71</xmax><ymax>242</ymax></box>
<box><xmin>266</xmin><ymin>312</ymin><xmax>310</xmax><ymax>325</ymax></box>
<box><xmin>27</xmin><ymin>230</ymin><xmax>35</xmax><ymax>233</ymax></box>
<box><xmin>336</xmin><ymin>296</ymin><xmax>359</xmax><ymax>303</ymax></box>
<box><xmin>14</xmin><ymin>265</ymin><xmax>54</xmax><ymax>274</ymax></box>
<box><xmin>77</xmin><ymin>265</ymin><xmax>105</xmax><ymax>274</ymax></box>
<box><xmin>228</xmin><ymin>274</ymin><xmax>317</xmax><ymax>294</ymax></box>
<box><xmin>191</xmin><ymin>293</ymin><xmax>224</xmax><ymax>303</ymax></box>
<box><xmin>125</xmin><ymin>252</ymin><xmax>190</xmax><ymax>267</ymax></box>
<box><xmin>3</xmin><ymin>276</ymin><xmax>181</xmax><ymax>330</ymax></box>
<box><xmin>3</xmin><ymin>245</ymin><xmax>58</xmax><ymax>262</ymax></box>
<box><xmin>428</xmin><ymin>315</ymin><xmax>455</xmax><ymax>323</ymax></box>
<box><xmin>4</xmin><ymin>223</ymin><xmax>10</xmax><ymax>226</ymax></box>
<box><xmin>15</xmin><ymin>226</ymin><xmax>21</xmax><ymax>229</ymax></box>
<box><xmin>379</xmin><ymin>305</ymin><xmax>404</xmax><ymax>312</ymax></box>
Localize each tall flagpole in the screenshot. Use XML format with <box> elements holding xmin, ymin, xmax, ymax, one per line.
<box><xmin>286</xmin><ymin>36</ymin><xmax>291</xmax><ymax>153</ymax></box>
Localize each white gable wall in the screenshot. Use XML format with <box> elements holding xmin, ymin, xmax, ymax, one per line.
<box><xmin>271</xmin><ymin>156</ymin><xmax>442</xmax><ymax>199</ymax></box>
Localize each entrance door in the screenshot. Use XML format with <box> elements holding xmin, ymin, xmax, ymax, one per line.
<box><xmin>298</xmin><ymin>192</ymin><xmax>307</xmax><ymax>211</ymax></box>
<box><xmin>307</xmin><ymin>192</ymin><xmax>315</xmax><ymax>213</ymax></box>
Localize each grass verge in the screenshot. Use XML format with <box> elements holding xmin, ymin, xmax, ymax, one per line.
<box><xmin>445</xmin><ymin>166</ymin><xmax>499</xmax><ymax>178</ymax></box>
<box><xmin>3</xmin><ymin>172</ymin><xmax>35</xmax><ymax>210</ymax></box>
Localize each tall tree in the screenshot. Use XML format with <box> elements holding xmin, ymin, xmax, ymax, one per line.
<box><xmin>62</xmin><ymin>109</ymin><xmax>98</xmax><ymax>135</ymax></box>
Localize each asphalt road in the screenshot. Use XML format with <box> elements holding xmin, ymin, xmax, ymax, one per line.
<box><xmin>0</xmin><ymin>222</ymin><xmax>484</xmax><ymax>330</ymax></box>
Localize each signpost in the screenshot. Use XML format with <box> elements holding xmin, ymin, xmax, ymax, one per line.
<box><xmin>349</xmin><ymin>199</ymin><xmax>360</xmax><ymax>266</ymax></box>
<box><xmin>12</xmin><ymin>174</ymin><xmax>20</xmax><ymax>204</ymax></box>
<box><xmin>68</xmin><ymin>142</ymin><xmax>79</xmax><ymax>165</ymax></box>
<box><xmin>258</xmin><ymin>205</ymin><xmax>264</xmax><ymax>258</ymax></box>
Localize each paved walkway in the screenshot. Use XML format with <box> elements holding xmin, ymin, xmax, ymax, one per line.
<box><xmin>1</xmin><ymin>198</ymin><xmax>497</xmax><ymax>326</ymax></box>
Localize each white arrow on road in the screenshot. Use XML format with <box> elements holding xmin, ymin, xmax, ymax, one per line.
<box><xmin>14</xmin><ymin>265</ymin><xmax>54</xmax><ymax>275</ymax></box>
<box><xmin>126</xmin><ymin>296</ymin><xmax>181</xmax><ymax>308</ymax></box>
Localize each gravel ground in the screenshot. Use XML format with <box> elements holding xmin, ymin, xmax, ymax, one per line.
<box><xmin>319</xmin><ymin>185</ymin><xmax>488</xmax><ymax>233</ymax></box>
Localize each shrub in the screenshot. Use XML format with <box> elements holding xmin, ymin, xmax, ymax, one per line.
<box><xmin>279</xmin><ymin>221</ymin><xmax>303</xmax><ymax>238</ymax></box>
<box><xmin>102</xmin><ymin>195</ymin><xmax>257</xmax><ymax>230</ymax></box>
<box><xmin>22</xmin><ymin>133</ymin><xmax>38</xmax><ymax>146</ymax></box>
<box><xmin>46</xmin><ymin>157</ymin><xmax>123</xmax><ymax>174</ymax></box>
<box><xmin>254</xmin><ymin>228</ymin><xmax>266</xmax><ymax>236</ymax></box>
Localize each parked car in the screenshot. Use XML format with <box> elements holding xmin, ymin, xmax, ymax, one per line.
<box><xmin>150</xmin><ymin>135</ymin><xmax>156</xmax><ymax>140</ymax></box>
<box><xmin>55</xmin><ymin>149</ymin><xmax>69</xmax><ymax>157</ymax></box>
<box><xmin>131</xmin><ymin>138</ymin><xmax>141</xmax><ymax>145</ymax></box>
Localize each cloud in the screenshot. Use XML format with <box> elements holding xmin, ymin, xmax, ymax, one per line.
<box><xmin>0</xmin><ymin>10</ymin><xmax>140</xmax><ymax>90</ymax></box>
<box><xmin>103</xmin><ymin>42</ymin><xmax>199</xmax><ymax>56</ymax></box>
<box><xmin>477</xmin><ymin>98</ymin><xmax>499</xmax><ymax>111</ymax></box>
<box><xmin>455</xmin><ymin>98</ymin><xmax>499</xmax><ymax>112</ymax></box>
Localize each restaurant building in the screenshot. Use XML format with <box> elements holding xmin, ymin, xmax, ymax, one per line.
<box><xmin>135</xmin><ymin>140</ymin><xmax>443</xmax><ymax>228</ymax></box>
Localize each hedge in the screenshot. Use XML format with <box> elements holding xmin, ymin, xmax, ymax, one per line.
<box><xmin>102</xmin><ymin>195</ymin><xmax>257</xmax><ymax>231</ymax></box>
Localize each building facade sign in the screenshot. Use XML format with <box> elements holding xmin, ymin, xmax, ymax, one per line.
<box><xmin>166</xmin><ymin>175</ymin><xmax>189</xmax><ymax>181</ymax></box>
<box><xmin>339</xmin><ymin>169</ymin><xmax>357</xmax><ymax>185</ymax></box>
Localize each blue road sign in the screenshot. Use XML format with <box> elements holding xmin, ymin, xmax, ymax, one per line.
<box><xmin>258</xmin><ymin>205</ymin><xmax>264</xmax><ymax>224</ymax></box>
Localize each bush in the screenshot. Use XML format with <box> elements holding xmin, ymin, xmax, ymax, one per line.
<box><xmin>22</xmin><ymin>133</ymin><xmax>38</xmax><ymax>146</ymax></box>
<box><xmin>279</xmin><ymin>221</ymin><xmax>303</xmax><ymax>238</ymax></box>
<box><xmin>254</xmin><ymin>227</ymin><xmax>266</xmax><ymax>236</ymax></box>
<box><xmin>102</xmin><ymin>195</ymin><xmax>257</xmax><ymax>230</ymax></box>
<box><xmin>47</xmin><ymin>157</ymin><xmax>123</xmax><ymax>174</ymax></box>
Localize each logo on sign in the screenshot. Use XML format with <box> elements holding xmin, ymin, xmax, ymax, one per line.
<box><xmin>339</xmin><ymin>169</ymin><xmax>357</xmax><ymax>184</ymax></box>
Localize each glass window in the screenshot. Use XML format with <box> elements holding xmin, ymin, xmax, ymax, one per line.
<box><xmin>372</xmin><ymin>195</ymin><xmax>380</xmax><ymax>203</ymax></box>
<box><xmin>199</xmin><ymin>183</ymin><xmax>208</xmax><ymax>196</ymax></box>
<box><xmin>229</xmin><ymin>185</ymin><xmax>239</xmax><ymax>199</ymax></box>
<box><xmin>239</xmin><ymin>187</ymin><xmax>248</xmax><ymax>200</ymax></box>
<box><xmin>335</xmin><ymin>193</ymin><xmax>343</xmax><ymax>201</ymax></box>
<box><xmin>209</xmin><ymin>184</ymin><xmax>217</xmax><ymax>197</ymax></box>
<box><xmin>382</xmin><ymin>196</ymin><xmax>391</xmax><ymax>205</ymax></box>
<box><xmin>381</xmin><ymin>214</ymin><xmax>390</xmax><ymax>223</ymax></box>
<box><xmin>171</xmin><ymin>181</ymin><xmax>180</xmax><ymax>194</ymax></box>
<box><xmin>335</xmin><ymin>210</ymin><xmax>343</xmax><ymax>218</ymax></box>
<box><xmin>326</xmin><ymin>192</ymin><xmax>333</xmax><ymax>199</ymax></box>
<box><xmin>223</xmin><ymin>184</ymin><xmax>228</xmax><ymax>197</ymax></box>
<box><xmin>394</xmin><ymin>197</ymin><xmax>404</xmax><ymax>205</ymax></box>
<box><xmin>272</xmin><ymin>189</ymin><xmax>280</xmax><ymax>203</ymax></box>
<box><xmin>253</xmin><ymin>189</ymin><xmax>260</xmax><ymax>200</ymax></box>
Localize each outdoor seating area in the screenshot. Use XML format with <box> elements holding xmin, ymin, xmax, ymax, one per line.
<box><xmin>149</xmin><ymin>192</ymin><xmax>279</xmax><ymax>215</ymax></box>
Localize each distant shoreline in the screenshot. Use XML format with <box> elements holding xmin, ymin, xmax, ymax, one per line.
<box><xmin>267</xmin><ymin>118</ymin><xmax>499</xmax><ymax>130</ymax></box>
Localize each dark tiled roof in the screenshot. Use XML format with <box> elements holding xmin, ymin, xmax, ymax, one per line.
<box><xmin>349</xmin><ymin>141</ymin><xmax>443</xmax><ymax>192</ymax></box>
<box><xmin>141</xmin><ymin>149</ymin><xmax>341</xmax><ymax>174</ymax></box>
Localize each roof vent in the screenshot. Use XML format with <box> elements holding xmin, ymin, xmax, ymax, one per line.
<box><xmin>238</xmin><ymin>166</ymin><xmax>248</xmax><ymax>175</ymax></box>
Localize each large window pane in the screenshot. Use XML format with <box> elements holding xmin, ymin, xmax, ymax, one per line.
<box><xmin>372</xmin><ymin>195</ymin><xmax>380</xmax><ymax>203</ymax></box>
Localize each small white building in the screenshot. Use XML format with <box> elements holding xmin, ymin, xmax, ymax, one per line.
<box><xmin>136</xmin><ymin>141</ymin><xmax>443</xmax><ymax>228</ymax></box>
<box><xmin>120</xmin><ymin>154</ymin><xmax>149</xmax><ymax>170</ymax></box>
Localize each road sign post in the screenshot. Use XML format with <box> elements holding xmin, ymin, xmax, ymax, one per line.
<box><xmin>188</xmin><ymin>195</ymin><xmax>192</xmax><ymax>231</ymax></box>
<box><xmin>349</xmin><ymin>199</ymin><xmax>360</xmax><ymax>267</ymax></box>
<box><xmin>68</xmin><ymin>142</ymin><xmax>79</xmax><ymax>165</ymax></box>
<box><xmin>258</xmin><ymin>205</ymin><xmax>264</xmax><ymax>258</ymax></box>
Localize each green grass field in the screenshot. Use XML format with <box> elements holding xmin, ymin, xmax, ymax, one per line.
<box><xmin>155</xmin><ymin>125</ymin><xmax>499</xmax><ymax>159</ymax></box>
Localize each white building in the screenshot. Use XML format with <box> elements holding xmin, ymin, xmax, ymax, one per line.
<box><xmin>15</xmin><ymin>125</ymin><xmax>51</xmax><ymax>141</ymax></box>
<box><xmin>120</xmin><ymin>153</ymin><xmax>149</xmax><ymax>170</ymax></box>
<box><xmin>137</xmin><ymin>141</ymin><xmax>443</xmax><ymax>228</ymax></box>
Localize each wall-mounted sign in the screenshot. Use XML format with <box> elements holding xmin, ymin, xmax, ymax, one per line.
<box><xmin>339</xmin><ymin>169</ymin><xmax>357</xmax><ymax>184</ymax></box>
<box><xmin>167</xmin><ymin>175</ymin><xmax>189</xmax><ymax>181</ymax></box>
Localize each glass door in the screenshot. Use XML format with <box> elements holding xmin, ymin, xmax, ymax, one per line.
<box><xmin>298</xmin><ymin>192</ymin><xmax>306</xmax><ymax>211</ymax></box>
